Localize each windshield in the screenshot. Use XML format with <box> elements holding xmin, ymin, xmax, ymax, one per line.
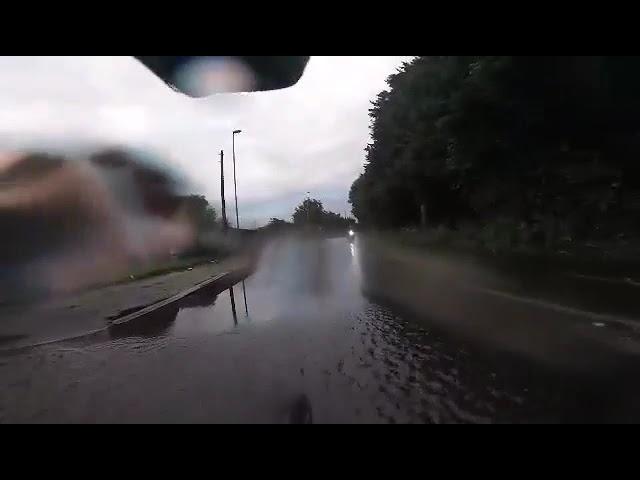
<box><xmin>1</xmin><ymin>56</ymin><xmax>639</xmax><ymax>424</ymax></box>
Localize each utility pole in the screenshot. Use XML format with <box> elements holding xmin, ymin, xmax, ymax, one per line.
<box><xmin>220</xmin><ymin>150</ymin><xmax>228</xmax><ymax>230</ymax></box>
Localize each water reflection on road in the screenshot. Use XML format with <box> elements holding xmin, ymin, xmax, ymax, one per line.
<box><xmin>1</xmin><ymin>235</ymin><xmax>640</xmax><ymax>423</ymax></box>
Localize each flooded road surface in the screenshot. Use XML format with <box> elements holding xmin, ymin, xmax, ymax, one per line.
<box><xmin>2</xmin><ymin>236</ymin><xmax>640</xmax><ymax>423</ymax></box>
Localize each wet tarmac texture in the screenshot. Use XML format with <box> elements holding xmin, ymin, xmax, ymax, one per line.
<box><xmin>2</xmin><ymin>236</ymin><xmax>640</xmax><ymax>423</ymax></box>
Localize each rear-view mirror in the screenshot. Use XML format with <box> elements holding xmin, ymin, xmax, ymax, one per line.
<box><xmin>135</xmin><ymin>56</ymin><xmax>310</xmax><ymax>97</ymax></box>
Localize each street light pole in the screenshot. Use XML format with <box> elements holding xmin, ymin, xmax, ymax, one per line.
<box><xmin>220</xmin><ymin>150</ymin><xmax>228</xmax><ymax>231</ymax></box>
<box><xmin>232</xmin><ymin>129</ymin><xmax>242</xmax><ymax>229</ymax></box>
<box><xmin>232</xmin><ymin>129</ymin><xmax>249</xmax><ymax>316</ymax></box>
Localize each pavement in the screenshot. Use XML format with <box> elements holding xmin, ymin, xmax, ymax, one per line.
<box><xmin>2</xmin><ymin>234</ymin><xmax>640</xmax><ymax>423</ymax></box>
<box><xmin>0</xmin><ymin>255</ymin><xmax>251</xmax><ymax>351</ymax></box>
<box><xmin>360</xmin><ymin>237</ymin><xmax>640</xmax><ymax>371</ymax></box>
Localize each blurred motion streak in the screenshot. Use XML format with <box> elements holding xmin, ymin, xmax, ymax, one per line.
<box><xmin>0</xmin><ymin>147</ymin><xmax>236</xmax><ymax>301</ymax></box>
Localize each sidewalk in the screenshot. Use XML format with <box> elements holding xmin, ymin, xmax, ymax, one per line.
<box><xmin>0</xmin><ymin>255</ymin><xmax>251</xmax><ymax>351</ymax></box>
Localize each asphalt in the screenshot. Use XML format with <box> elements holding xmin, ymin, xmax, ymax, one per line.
<box><xmin>2</xmin><ymin>235</ymin><xmax>640</xmax><ymax>423</ymax></box>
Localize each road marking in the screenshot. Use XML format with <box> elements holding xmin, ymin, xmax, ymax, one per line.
<box><xmin>567</xmin><ymin>272</ymin><xmax>640</xmax><ymax>288</ymax></box>
<box><xmin>470</xmin><ymin>284</ymin><xmax>639</xmax><ymax>329</ymax></box>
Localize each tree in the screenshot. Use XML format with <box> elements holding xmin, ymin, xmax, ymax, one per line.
<box><xmin>291</xmin><ymin>198</ymin><xmax>353</xmax><ymax>231</ymax></box>
<box><xmin>349</xmin><ymin>56</ymin><xmax>640</xmax><ymax>245</ymax></box>
<box><xmin>263</xmin><ymin>217</ymin><xmax>293</xmax><ymax>232</ymax></box>
<box><xmin>292</xmin><ymin>198</ymin><xmax>325</xmax><ymax>225</ymax></box>
<box><xmin>181</xmin><ymin>195</ymin><xmax>217</xmax><ymax>231</ymax></box>
<box><xmin>268</xmin><ymin>217</ymin><xmax>288</xmax><ymax>227</ymax></box>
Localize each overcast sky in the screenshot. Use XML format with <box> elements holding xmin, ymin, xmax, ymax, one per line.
<box><xmin>0</xmin><ymin>56</ymin><xmax>411</xmax><ymax>226</ymax></box>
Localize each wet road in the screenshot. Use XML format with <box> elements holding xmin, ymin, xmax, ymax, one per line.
<box><xmin>2</xmin><ymin>236</ymin><xmax>640</xmax><ymax>423</ymax></box>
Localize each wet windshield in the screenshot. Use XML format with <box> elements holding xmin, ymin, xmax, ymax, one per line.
<box><xmin>1</xmin><ymin>56</ymin><xmax>640</xmax><ymax>423</ymax></box>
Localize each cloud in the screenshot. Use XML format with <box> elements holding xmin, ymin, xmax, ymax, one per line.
<box><xmin>0</xmin><ymin>56</ymin><xmax>411</xmax><ymax>225</ymax></box>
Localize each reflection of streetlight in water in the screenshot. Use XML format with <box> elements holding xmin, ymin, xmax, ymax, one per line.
<box><xmin>228</xmin><ymin>283</ymin><xmax>250</xmax><ymax>325</ymax></box>
<box><xmin>228</xmin><ymin>287</ymin><xmax>238</xmax><ymax>326</ymax></box>
<box><xmin>241</xmin><ymin>280</ymin><xmax>249</xmax><ymax>316</ymax></box>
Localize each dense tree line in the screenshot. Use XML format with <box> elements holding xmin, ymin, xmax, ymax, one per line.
<box><xmin>261</xmin><ymin>199</ymin><xmax>353</xmax><ymax>233</ymax></box>
<box><xmin>349</xmin><ymin>56</ymin><xmax>640</xmax><ymax>247</ymax></box>
<box><xmin>292</xmin><ymin>198</ymin><xmax>353</xmax><ymax>231</ymax></box>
